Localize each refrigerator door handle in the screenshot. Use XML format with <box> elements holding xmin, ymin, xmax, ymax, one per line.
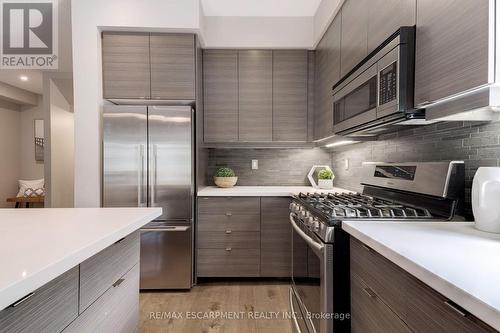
<box><xmin>149</xmin><ymin>144</ymin><xmax>158</xmax><ymax>206</ymax></box>
<box><xmin>138</xmin><ymin>144</ymin><xmax>146</xmax><ymax>207</ymax></box>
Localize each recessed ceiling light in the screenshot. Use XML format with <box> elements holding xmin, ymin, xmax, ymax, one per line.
<box><xmin>19</xmin><ymin>75</ymin><xmax>29</xmax><ymax>82</ymax></box>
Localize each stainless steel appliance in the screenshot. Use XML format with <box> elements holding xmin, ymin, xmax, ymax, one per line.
<box><xmin>289</xmin><ymin>161</ymin><xmax>465</xmax><ymax>333</ymax></box>
<box><xmin>103</xmin><ymin>104</ymin><xmax>194</xmax><ymax>289</ymax></box>
<box><xmin>332</xmin><ymin>26</ymin><xmax>426</xmax><ymax>137</ymax></box>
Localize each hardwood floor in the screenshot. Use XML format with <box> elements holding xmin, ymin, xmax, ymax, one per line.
<box><xmin>139</xmin><ymin>281</ymin><xmax>293</xmax><ymax>333</ymax></box>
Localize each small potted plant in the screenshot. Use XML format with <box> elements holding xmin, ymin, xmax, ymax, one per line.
<box><xmin>213</xmin><ymin>167</ymin><xmax>238</xmax><ymax>188</ymax></box>
<box><xmin>318</xmin><ymin>169</ymin><xmax>334</xmax><ymax>189</ymax></box>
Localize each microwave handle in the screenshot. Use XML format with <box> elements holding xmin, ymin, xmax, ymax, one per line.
<box><xmin>289</xmin><ymin>213</ymin><xmax>324</xmax><ymax>256</ymax></box>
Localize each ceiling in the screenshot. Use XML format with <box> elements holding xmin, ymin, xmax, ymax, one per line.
<box><xmin>201</xmin><ymin>0</ymin><xmax>322</xmax><ymax>17</ymax></box>
<box><xmin>0</xmin><ymin>70</ymin><xmax>43</xmax><ymax>94</ymax></box>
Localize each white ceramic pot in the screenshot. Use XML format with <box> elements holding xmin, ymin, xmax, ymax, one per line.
<box><xmin>318</xmin><ymin>179</ymin><xmax>334</xmax><ymax>189</ymax></box>
<box><xmin>472</xmin><ymin>167</ymin><xmax>500</xmax><ymax>233</ymax></box>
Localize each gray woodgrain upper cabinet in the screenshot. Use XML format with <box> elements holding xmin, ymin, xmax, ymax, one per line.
<box><xmin>314</xmin><ymin>14</ymin><xmax>341</xmax><ymax>141</ymax></box>
<box><xmin>340</xmin><ymin>0</ymin><xmax>368</xmax><ymax>78</ymax></box>
<box><xmin>150</xmin><ymin>34</ymin><xmax>195</xmax><ymax>100</ymax></box>
<box><xmin>203</xmin><ymin>50</ymin><xmax>239</xmax><ymax>143</ymax></box>
<box><xmin>238</xmin><ymin>50</ymin><xmax>273</xmax><ymax>142</ymax></box>
<box><xmin>102</xmin><ymin>32</ymin><xmax>151</xmax><ymax>99</ymax></box>
<box><xmin>367</xmin><ymin>0</ymin><xmax>416</xmax><ymax>54</ymax></box>
<box><xmin>414</xmin><ymin>0</ymin><xmax>490</xmax><ymax>106</ymax></box>
<box><xmin>273</xmin><ymin>50</ymin><xmax>308</xmax><ymax>142</ymax></box>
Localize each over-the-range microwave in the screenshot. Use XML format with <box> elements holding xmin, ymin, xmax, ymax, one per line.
<box><xmin>332</xmin><ymin>26</ymin><xmax>427</xmax><ymax>137</ymax></box>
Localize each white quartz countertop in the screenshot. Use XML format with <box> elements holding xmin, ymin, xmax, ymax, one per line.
<box><xmin>197</xmin><ymin>186</ymin><xmax>353</xmax><ymax>197</ymax></box>
<box><xmin>342</xmin><ymin>221</ymin><xmax>500</xmax><ymax>330</ymax></box>
<box><xmin>0</xmin><ymin>207</ymin><xmax>161</xmax><ymax>311</ymax></box>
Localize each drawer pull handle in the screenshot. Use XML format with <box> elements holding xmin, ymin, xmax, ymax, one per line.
<box><xmin>225</xmin><ymin>230</ymin><xmax>232</xmax><ymax>234</ymax></box>
<box><xmin>114</xmin><ymin>237</ymin><xmax>126</xmax><ymax>245</ymax></box>
<box><xmin>113</xmin><ymin>278</ymin><xmax>125</xmax><ymax>288</ymax></box>
<box><xmin>225</xmin><ymin>212</ymin><xmax>232</xmax><ymax>216</ymax></box>
<box><xmin>444</xmin><ymin>300</ymin><xmax>467</xmax><ymax>317</ymax></box>
<box><xmin>363</xmin><ymin>287</ymin><xmax>377</xmax><ymax>298</ymax></box>
<box><xmin>225</xmin><ymin>247</ymin><xmax>232</xmax><ymax>251</ymax></box>
<box><xmin>11</xmin><ymin>292</ymin><xmax>35</xmax><ymax>307</ymax></box>
<box><xmin>361</xmin><ymin>244</ymin><xmax>372</xmax><ymax>252</ymax></box>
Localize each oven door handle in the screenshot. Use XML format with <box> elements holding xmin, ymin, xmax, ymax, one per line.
<box><xmin>289</xmin><ymin>213</ymin><xmax>324</xmax><ymax>256</ymax></box>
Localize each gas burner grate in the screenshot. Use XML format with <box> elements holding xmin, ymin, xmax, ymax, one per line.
<box><xmin>296</xmin><ymin>192</ymin><xmax>433</xmax><ymax>219</ymax></box>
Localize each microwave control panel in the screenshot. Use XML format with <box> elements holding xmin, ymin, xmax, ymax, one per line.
<box><xmin>379</xmin><ymin>62</ymin><xmax>397</xmax><ymax>105</ymax></box>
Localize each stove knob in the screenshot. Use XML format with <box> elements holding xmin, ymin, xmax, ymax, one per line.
<box><xmin>305</xmin><ymin>216</ymin><xmax>315</xmax><ymax>225</ymax></box>
<box><xmin>299</xmin><ymin>210</ymin><xmax>307</xmax><ymax>218</ymax></box>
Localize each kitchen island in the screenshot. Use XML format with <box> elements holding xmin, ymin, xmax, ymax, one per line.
<box><xmin>0</xmin><ymin>207</ymin><xmax>161</xmax><ymax>333</ymax></box>
<box><xmin>343</xmin><ymin>221</ymin><xmax>500</xmax><ymax>332</ymax></box>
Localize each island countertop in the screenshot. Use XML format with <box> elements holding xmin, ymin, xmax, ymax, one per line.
<box><xmin>342</xmin><ymin>221</ymin><xmax>500</xmax><ymax>331</ymax></box>
<box><xmin>197</xmin><ymin>185</ymin><xmax>353</xmax><ymax>197</ymax></box>
<box><xmin>0</xmin><ymin>207</ymin><xmax>161</xmax><ymax>311</ymax></box>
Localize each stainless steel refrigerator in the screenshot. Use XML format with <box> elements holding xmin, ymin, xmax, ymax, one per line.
<box><xmin>103</xmin><ymin>105</ymin><xmax>193</xmax><ymax>289</ymax></box>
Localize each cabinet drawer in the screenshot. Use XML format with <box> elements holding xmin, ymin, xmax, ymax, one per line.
<box><xmin>351</xmin><ymin>274</ymin><xmax>411</xmax><ymax>333</ymax></box>
<box><xmin>197</xmin><ymin>231</ymin><xmax>260</xmax><ymax>249</ymax></box>
<box><xmin>404</xmin><ymin>273</ymin><xmax>496</xmax><ymax>333</ymax></box>
<box><xmin>198</xmin><ymin>214</ymin><xmax>260</xmax><ymax>231</ymax></box>
<box><xmin>0</xmin><ymin>267</ymin><xmax>78</xmax><ymax>333</ymax></box>
<box><xmin>79</xmin><ymin>231</ymin><xmax>140</xmax><ymax>312</ymax></box>
<box><xmin>64</xmin><ymin>264</ymin><xmax>139</xmax><ymax>333</ymax></box>
<box><xmin>198</xmin><ymin>197</ymin><xmax>260</xmax><ymax>215</ymax></box>
<box><xmin>350</xmin><ymin>238</ymin><xmax>406</xmax><ymax>317</ymax></box>
<box><xmin>197</xmin><ymin>249</ymin><xmax>260</xmax><ymax>277</ymax></box>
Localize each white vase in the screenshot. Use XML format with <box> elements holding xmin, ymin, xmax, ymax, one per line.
<box><xmin>318</xmin><ymin>179</ymin><xmax>333</xmax><ymax>189</ymax></box>
<box><xmin>472</xmin><ymin>167</ymin><xmax>500</xmax><ymax>233</ymax></box>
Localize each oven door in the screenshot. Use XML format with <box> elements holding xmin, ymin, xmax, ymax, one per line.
<box><xmin>290</xmin><ymin>213</ymin><xmax>333</xmax><ymax>333</ymax></box>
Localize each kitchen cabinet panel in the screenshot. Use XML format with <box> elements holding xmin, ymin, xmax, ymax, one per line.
<box><xmin>150</xmin><ymin>33</ymin><xmax>195</xmax><ymax>100</ymax></box>
<box><xmin>367</xmin><ymin>0</ymin><xmax>416</xmax><ymax>54</ymax></box>
<box><xmin>414</xmin><ymin>0</ymin><xmax>490</xmax><ymax>106</ymax></box>
<box><xmin>79</xmin><ymin>231</ymin><xmax>139</xmax><ymax>312</ymax></box>
<box><xmin>203</xmin><ymin>50</ymin><xmax>239</xmax><ymax>142</ymax></box>
<box><xmin>273</xmin><ymin>50</ymin><xmax>308</xmax><ymax>142</ymax></box>
<box><xmin>197</xmin><ymin>249</ymin><xmax>261</xmax><ymax>277</ymax></box>
<box><xmin>102</xmin><ymin>32</ymin><xmax>151</xmax><ymax>99</ymax></box>
<box><xmin>340</xmin><ymin>0</ymin><xmax>369</xmax><ymax>78</ymax></box>
<box><xmin>351</xmin><ymin>274</ymin><xmax>411</xmax><ymax>333</ymax></box>
<box><xmin>261</xmin><ymin>197</ymin><xmax>292</xmax><ymax>277</ymax></box>
<box><xmin>198</xmin><ymin>197</ymin><xmax>260</xmax><ymax>215</ymax></box>
<box><xmin>314</xmin><ymin>14</ymin><xmax>341</xmax><ymax>140</ymax></box>
<box><xmin>238</xmin><ymin>50</ymin><xmax>273</xmax><ymax>142</ymax></box>
<box><xmin>0</xmin><ymin>267</ymin><xmax>78</xmax><ymax>333</ymax></box>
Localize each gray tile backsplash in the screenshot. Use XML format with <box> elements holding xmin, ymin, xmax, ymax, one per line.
<box><xmin>330</xmin><ymin>120</ymin><xmax>500</xmax><ymax>217</ymax></box>
<box><xmin>207</xmin><ymin>148</ymin><xmax>331</xmax><ymax>186</ymax></box>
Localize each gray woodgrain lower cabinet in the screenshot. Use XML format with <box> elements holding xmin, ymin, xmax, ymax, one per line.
<box><xmin>197</xmin><ymin>196</ymin><xmax>302</xmax><ymax>278</ymax></box>
<box><xmin>0</xmin><ymin>267</ymin><xmax>79</xmax><ymax>333</ymax></box>
<box><xmin>64</xmin><ymin>265</ymin><xmax>140</xmax><ymax>333</ymax></box>
<box><xmin>0</xmin><ymin>231</ymin><xmax>141</xmax><ymax>333</ymax></box>
<box><xmin>350</xmin><ymin>238</ymin><xmax>496</xmax><ymax>332</ymax></box>
<box><xmin>261</xmin><ymin>197</ymin><xmax>292</xmax><ymax>277</ymax></box>
<box><xmin>79</xmin><ymin>231</ymin><xmax>140</xmax><ymax>312</ymax></box>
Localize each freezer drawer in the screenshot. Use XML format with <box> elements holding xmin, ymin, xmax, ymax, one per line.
<box><xmin>140</xmin><ymin>224</ymin><xmax>192</xmax><ymax>289</ymax></box>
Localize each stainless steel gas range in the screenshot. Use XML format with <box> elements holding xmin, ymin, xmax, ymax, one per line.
<box><xmin>289</xmin><ymin>161</ymin><xmax>465</xmax><ymax>333</ymax></box>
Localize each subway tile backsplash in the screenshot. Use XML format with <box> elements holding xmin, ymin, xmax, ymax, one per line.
<box><xmin>330</xmin><ymin>120</ymin><xmax>500</xmax><ymax>217</ymax></box>
<box><xmin>207</xmin><ymin>148</ymin><xmax>331</xmax><ymax>186</ymax></box>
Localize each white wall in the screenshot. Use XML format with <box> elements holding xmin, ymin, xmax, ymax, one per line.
<box><xmin>71</xmin><ymin>0</ymin><xmax>201</xmax><ymax>207</ymax></box>
<box><xmin>0</xmin><ymin>105</ymin><xmax>20</xmax><ymax>207</ymax></box>
<box><xmin>19</xmin><ymin>96</ymin><xmax>45</xmax><ymax>180</ymax></box>
<box><xmin>49</xmin><ymin>81</ymin><xmax>74</xmax><ymax>208</ymax></box>
<box><xmin>313</xmin><ymin>0</ymin><xmax>343</xmax><ymax>46</ymax></box>
<box><xmin>203</xmin><ymin>16</ymin><xmax>314</xmax><ymax>49</ymax></box>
